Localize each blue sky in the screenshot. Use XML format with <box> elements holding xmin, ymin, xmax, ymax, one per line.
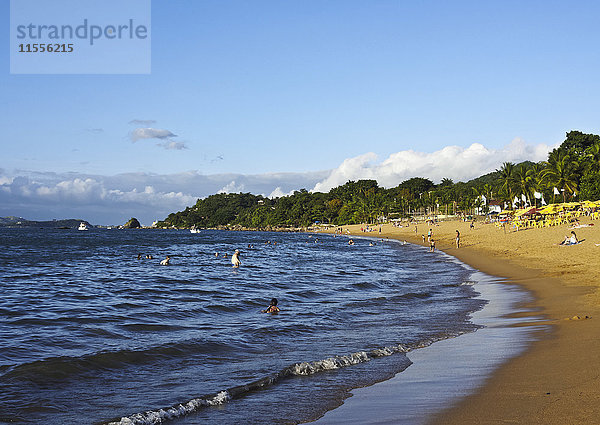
<box><xmin>1</xmin><ymin>1</ymin><xmax>600</xmax><ymax>224</ymax></box>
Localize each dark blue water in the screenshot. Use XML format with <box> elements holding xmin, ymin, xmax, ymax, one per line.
<box><xmin>0</xmin><ymin>229</ymin><xmax>485</xmax><ymax>424</ymax></box>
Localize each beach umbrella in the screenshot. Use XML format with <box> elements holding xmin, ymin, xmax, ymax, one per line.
<box><xmin>513</xmin><ymin>208</ymin><xmax>529</xmax><ymax>217</ymax></box>
<box><xmin>562</xmin><ymin>202</ymin><xmax>581</xmax><ymax>211</ymax></box>
<box><xmin>539</xmin><ymin>204</ymin><xmax>564</xmax><ymax>214</ymax></box>
<box><xmin>499</xmin><ymin>210</ymin><xmax>515</xmax><ymax>215</ymax></box>
<box><xmin>514</xmin><ymin>207</ymin><xmax>538</xmax><ymax>217</ymax></box>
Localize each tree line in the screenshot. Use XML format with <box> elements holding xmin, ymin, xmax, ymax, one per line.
<box><xmin>157</xmin><ymin>131</ymin><xmax>600</xmax><ymax>229</ymax></box>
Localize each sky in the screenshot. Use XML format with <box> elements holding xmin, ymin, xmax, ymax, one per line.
<box><xmin>2</xmin><ymin>0</ymin><xmax>600</xmax><ymax>224</ymax></box>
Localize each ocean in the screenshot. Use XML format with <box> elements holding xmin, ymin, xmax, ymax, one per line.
<box><xmin>0</xmin><ymin>228</ymin><xmax>490</xmax><ymax>424</ymax></box>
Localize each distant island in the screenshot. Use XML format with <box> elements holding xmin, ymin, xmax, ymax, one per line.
<box><xmin>0</xmin><ymin>217</ymin><xmax>93</xmax><ymax>229</ymax></box>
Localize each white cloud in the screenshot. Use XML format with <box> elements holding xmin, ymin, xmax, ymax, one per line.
<box><xmin>128</xmin><ymin>119</ymin><xmax>157</xmax><ymax>126</ymax></box>
<box><xmin>0</xmin><ymin>176</ymin><xmax>14</xmax><ymax>185</ymax></box>
<box><xmin>0</xmin><ymin>169</ymin><xmax>327</xmax><ymax>224</ymax></box>
<box><xmin>161</xmin><ymin>141</ymin><xmax>188</xmax><ymax>150</ymax></box>
<box><xmin>218</xmin><ymin>180</ymin><xmax>245</xmax><ymax>194</ymax></box>
<box><xmin>268</xmin><ymin>187</ymin><xmax>294</xmax><ymax>199</ymax></box>
<box><xmin>312</xmin><ymin>138</ymin><xmax>556</xmax><ymax>192</ymax></box>
<box><xmin>129</xmin><ymin>126</ymin><xmax>189</xmax><ymax>151</ymax></box>
<box><xmin>129</xmin><ymin>127</ymin><xmax>177</xmax><ymax>142</ymax></box>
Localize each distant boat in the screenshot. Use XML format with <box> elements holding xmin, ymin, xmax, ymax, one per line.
<box><xmin>78</xmin><ymin>222</ymin><xmax>89</xmax><ymax>231</ymax></box>
<box><xmin>190</xmin><ymin>226</ymin><xmax>200</xmax><ymax>234</ymax></box>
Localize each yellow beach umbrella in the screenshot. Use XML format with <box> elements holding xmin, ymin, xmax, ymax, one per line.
<box><xmin>539</xmin><ymin>204</ymin><xmax>564</xmax><ymax>214</ymax></box>
<box><xmin>514</xmin><ymin>207</ymin><xmax>534</xmax><ymax>217</ymax></box>
<box><xmin>499</xmin><ymin>210</ymin><xmax>514</xmax><ymax>215</ymax></box>
<box><xmin>581</xmin><ymin>200</ymin><xmax>599</xmax><ymax>208</ymax></box>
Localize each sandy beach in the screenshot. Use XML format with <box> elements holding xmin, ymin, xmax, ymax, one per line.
<box><xmin>317</xmin><ymin>215</ymin><xmax>600</xmax><ymax>424</ymax></box>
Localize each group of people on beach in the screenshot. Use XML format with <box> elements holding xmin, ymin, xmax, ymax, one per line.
<box><xmin>419</xmin><ymin>227</ymin><xmax>463</xmax><ymax>251</ymax></box>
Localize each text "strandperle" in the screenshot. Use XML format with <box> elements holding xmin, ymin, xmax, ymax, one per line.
<box><xmin>16</xmin><ymin>19</ymin><xmax>148</xmax><ymax>45</ymax></box>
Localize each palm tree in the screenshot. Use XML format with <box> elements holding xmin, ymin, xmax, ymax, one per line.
<box><xmin>497</xmin><ymin>162</ymin><xmax>516</xmax><ymax>208</ymax></box>
<box><xmin>542</xmin><ymin>152</ymin><xmax>579</xmax><ymax>202</ymax></box>
<box><xmin>526</xmin><ymin>163</ymin><xmax>545</xmax><ymax>206</ymax></box>
<box><xmin>513</xmin><ymin>164</ymin><xmax>531</xmax><ymax>206</ymax></box>
<box><xmin>585</xmin><ymin>143</ymin><xmax>600</xmax><ymax>173</ymax></box>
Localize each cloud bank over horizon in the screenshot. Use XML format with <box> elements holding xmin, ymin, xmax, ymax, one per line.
<box><xmin>0</xmin><ymin>139</ymin><xmax>555</xmax><ymax>225</ymax></box>
<box><xmin>0</xmin><ymin>169</ymin><xmax>328</xmax><ymax>225</ymax></box>
<box><xmin>312</xmin><ymin>138</ymin><xmax>555</xmax><ymax>192</ymax></box>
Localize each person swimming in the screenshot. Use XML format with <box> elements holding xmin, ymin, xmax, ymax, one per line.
<box><xmin>231</xmin><ymin>249</ymin><xmax>241</xmax><ymax>268</ymax></box>
<box><xmin>348</xmin><ymin>239</ymin><xmax>355</xmax><ymax>245</ymax></box>
<box><xmin>262</xmin><ymin>298</ymin><xmax>280</xmax><ymax>313</ymax></box>
<box><xmin>160</xmin><ymin>255</ymin><xmax>171</xmax><ymax>265</ymax></box>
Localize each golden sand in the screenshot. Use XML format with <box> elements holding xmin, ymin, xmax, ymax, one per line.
<box><xmin>324</xmin><ymin>215</ymin><xmax>600</xmax><ymax>424</ymax></box>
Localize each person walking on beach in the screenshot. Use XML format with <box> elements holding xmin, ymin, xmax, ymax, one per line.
<box><xmin>427</xmin><ymin>228</ymin><xmax>432</xmax><ymax>242</ymax></box>
<box><xmin>455</xmin><ymin>230</ymin><xmax>460</xmax><ymax>248</ymax></box>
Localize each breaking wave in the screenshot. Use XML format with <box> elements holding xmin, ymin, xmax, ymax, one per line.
<box><xmin>102</xmin><ymin>334</ymin><xmax>465</xmax><ymax>425</ymax></box>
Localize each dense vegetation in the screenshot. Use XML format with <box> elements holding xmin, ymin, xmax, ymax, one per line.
<box><xmin>157</xmin><ymin>131</ymin><xmax>600</xmax><ymax>229</ymax></box>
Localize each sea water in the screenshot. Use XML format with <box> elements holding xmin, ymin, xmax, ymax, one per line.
<box><xmin>0</xmin><ymin>228</ymin><xmax>487</xmax><ymax>424</ymax></box>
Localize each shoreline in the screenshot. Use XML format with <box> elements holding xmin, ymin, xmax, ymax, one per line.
<box><xmin>311</xmin><ymin>249</ymin><xmax>544</xmax><ymax>425</ymax></box>
<box><xmin>314</xmin><ymin>218</ymin><xmax>600</xmax><ymax>424</ymax></box>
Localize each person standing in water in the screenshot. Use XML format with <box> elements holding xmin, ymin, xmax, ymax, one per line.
<box><xmin>231</xmin><ymin>249</ymin><xmax>241</xmax><ymax>268</ymax></box>
<box><xmin>455</xmin><ymin>230</ymin><xmax>460</xmax><ymax>248</ymax></box>
<box><xmin>160</xmin><ymin>255</ymin><xmax>171</xmax><ymax>265</ymax></box>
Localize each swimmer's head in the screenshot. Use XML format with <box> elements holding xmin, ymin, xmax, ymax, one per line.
<box><xmin>270</xmin><ymin>298</ymin><xmax>278</xmax><ymax>306</ymax></box>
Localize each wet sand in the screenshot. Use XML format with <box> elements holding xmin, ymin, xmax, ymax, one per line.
<box><xmin>315</xmin><ymin>216</ymin><xmax>600</xmax><ymax>424</ymax></box>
